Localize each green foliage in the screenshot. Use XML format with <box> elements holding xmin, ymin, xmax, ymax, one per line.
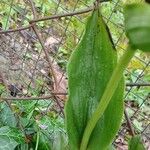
<box><xmin>34</xmin><ymin>0</ymin><xmax>56</xmax><ymax>16</ymax></box>
<box><xmin>0</xmin><ymin>126</ymin><xmax>24</xmax><ymax>150</ymax></box>
<box><xmin>52</xmin><ymin>132</ymin><xmax>68</xmax><ymax>150</ymax></box>
<box><xmin>65</xmin><ymin>9</ymin><xmax>124</xmax><ymax>149</ymax></box>
<box><xmin>124</xmin><ymin>3</ymin><xmax>150</xmax><ymax>52</ymax></box>
<box><xmin>128</xmin><ymin>135</ymin><xmax>145</xmax><ymax>150</ymax></box>
<box><xmin>0</xmin><ymin>103</ymin><xmax>17</xmax><ymax>128</ymax></box>
<box><xmin>0</xmin><ymin>84</ymin><xmax>5</xmax><ymax>96</ymax></box>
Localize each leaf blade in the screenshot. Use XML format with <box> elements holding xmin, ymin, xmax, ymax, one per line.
<box><xmin>65</xmin><ymin>9</ymin><xmax>124</xmax><ymax>150</ymax></box>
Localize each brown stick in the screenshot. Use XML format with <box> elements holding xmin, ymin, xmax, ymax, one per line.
<box><xmin>124</xmin><ymin>109</ymin><xmax>135</xmax><ymax>137</ymax></box>
<box><xmin>0</xmin><ymin>25</ymin><xmax>32</xmax><ymax>34</ymax></box>
<box><xmin>126</xmin><ymin>83</ymin><xmax>150</xmax><ymax>87</ymax></box>
<box><xmin>27</xmin><ymin>0</ymin><xmax>58</xmax><ymax>89</ymax></box>
<box><xmin>29</xmin><ymin>7</ymin><xmax>93</xmax><ymax>24</ymax></box>
<box><xmin>0</xmin><ymin>7</ymin><xmax>93</xmax><ymax>34</ymax></box>
<box><xmin>31</xmin><ymin>25</ymin><xmax>58</xmax><ymax>88</ymax></box>
<box><xmin>27</xmin><ymin>0</ymin><xmax>37</xmax><ymax>18</ymax></box>
<box><xmin>0</xmin><ymin>93</ymin><xmax>67</xmax><ymax>101</ymax></box>
<box><xmin>28</xmin><ymin>0</ymin><xmax>65</xmax><ymax>116</ymax></box>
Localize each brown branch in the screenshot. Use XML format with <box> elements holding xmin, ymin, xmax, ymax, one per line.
<box><xmin>126</xmin><ymin>83</ymin><xmax>150</xmax><ymax>87</ymax></box>
<box><xmin>0</xmin><ymin>93</ymin><xmax>67</xmax><ymax>101</ymax></box>
<box><xmin>27</xmin><ymin>0</ymin><xmax>37</xmax><ymax>18</ymax></box>
<box><xmin>28</xmin><ymin>0</ymin><xmax>65</xmax><ymax>116</ymax></box>
<box><xmin>124</xmin><ymin>109</ymin><xmax>135</xmax><ymax>137</ymax></box>
<box><xmin>0</xmin><ymin>6</ymin><xmax>93</xmax><ymax>34</ymax></box>
<box><xmin>27</xmin><ymin>0</ymin><xmax>58</xmax><ymax>90</ymax></box>
<box><xmin>0</xmin><ymin>25</ymin><xmax>32</xmax><ymax>34</ymax></box>
<box><xmin>30</xmin><ymin>7</ymin><xmax>93</xmax><ymax>24</ymax></box>
<box><xmin>28</xmin><ymin>0</ymin><xmax>58</xmax><ymax>89</ymax></box>
<box><xmin>1</xmin><ymin>82</ymin><xmax>149</xmax><ymax>101</ymax></box>
<box><xmin>0</xmin><ymin>6</ymin><xmax>93</xmax><ymax>35</ymax></box>
<box><xmin>31</xmin><ymin>25</ymin><xmax>58</xmax><ymax>88</ymax></box>
<box><xmin>1</xmin><ymin>96</ymin><xmax>52</xmax><ymax>101</ymax></box>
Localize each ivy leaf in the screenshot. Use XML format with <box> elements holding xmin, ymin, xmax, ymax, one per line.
<box><xmin>65</xmin><ymin>9</ymin><xmax>124</xmax><ymax>149</ymax></box>
<box><xmin>0</xmin><ymin>103</ymin><xmax>17</xmax><ymax>127</ymax></box>
<box><xmin>128</xmin><ymin>135</ymin><xmax>145</xmax><ymax>150</ymax></box>
<box><xmin>0</xmin><ymin>136</ymin><xmax>18</xmax><ymax>150</ymax></box>
<box><xmin>0</xmin><ymin>126</ymin><xmax>25</xmax><ymax>150</ymax></box>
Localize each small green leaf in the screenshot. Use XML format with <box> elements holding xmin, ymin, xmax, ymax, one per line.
<box><xmin>128</xmin><ymin>135</ymin><xmax>145</xmax><ymax>150</ymax></box>
<box><xmin>124</xmin><ymin>3</ymin><xmax>150</xmax><ymax>52</ymax></box>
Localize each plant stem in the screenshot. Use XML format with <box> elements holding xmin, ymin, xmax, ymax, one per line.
<box><xmin>80</xmin><ymin>46</ymin><xmax>136</xmax><ymax>150</ymax></box>
<box><xmin>35</xmin><ymin>131</ymin><xmax>40</xmax><ymax>150</ymax></box>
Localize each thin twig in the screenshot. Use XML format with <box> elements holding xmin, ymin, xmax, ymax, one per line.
<box><xmin>126</xmin><ymin>83</ymin><xmax>150</xmax><ymax>87</ymax></box>
<box><xmin>27</xmin><ymin>0</ymin><xmax>37</xmax><ymax>18</ymax></box>
<box><xmin>0</xmin><ymin>96</ymin><xmax>52</xmax><ymax>101</ymax></box>
<box><xmin>1</xmin><ymin>81</ymin><xmax>149</xmax><ymax>101</ymax></box>
<box><xmin>28</xmin><ymin>0</ymin><xmax>65</xmax><ymax>116</ymax></box>
<box><xmin>124</xmin><ymin>109</ymin><xmax>135</xmax><ymax>137</ymax></box>
<box><xmin>28</xmin><ymin>0</ymin><xmax>58</xmax><ymax>89</ymax></box>
<box><xmin>29</xmin><ymin>7</ymin><xmax>93</xmax><ymax>24</ymax></box>
<box><xmin>0</xmin><ymin>25</ymin><xmax>32</xmax><ymax>34</ymax></box>
<box><xmin>0</xmin><ymin>7</ymin><xmax>93</xmax><ymax>34</ymax></box>
<box><xmin>0</xmin><ymin>93</ymin><xmax>67</xmax><ymax>101</ymax></box>
<box><xmin>31</xmin><ymin>25</ymin><xmax>58</xmax><ymax>88</ymax></box>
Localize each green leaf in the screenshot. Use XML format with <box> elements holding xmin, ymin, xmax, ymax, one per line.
<box><xmin>124</xmin><ymin>3</ymin><xmax>150</xmax><ymax>52</ymax></box>
<box><xmin>0</xmin><ymin>84</ymin><xmax>5</xmax><ymax>95</ymax></box>
<box><xmin>107</xmin><ymin>145</ymin><xmax>115</xmax><ymax>150</ymax></box>
<box><xmin>0</xmin><ymin>126</ymin><xmax>25</xmax><ymax>150</ymax></box>
<box><xmin>128</xmin><ymin>135</ymin><xmax>145</xmax><ymax>150</ymax></box>
<box><xmin>53</xmin><ymin>132</ymin><xmax>68</xmax><ymax>150</ymax></box>
<box><xmin>65</xmin><ymin>9</ymin><xmax>124</xmax><ymax>149</ymax></box>
<box><xmin>0</xmin><ymin>103</ymin><xmax>17</xmax><ymax>127</ymax></box>
<box><xmin>37</xmin><ymin>132</ymin><xmax>52</xmax><ymax>150</ymax></box>
<box><xmin>0</xmin><ymin>136</ymin><xmax>18</xmax><ymax>150</ymax></box>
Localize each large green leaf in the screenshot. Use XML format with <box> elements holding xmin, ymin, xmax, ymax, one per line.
<box><xmin>128</xmin><ymin>135</ymin><xmax>145</xmax><ymax>150</ymax></box>
<box><xmin>65</xmin><ymin>9</ymin><xmax>124</xmax><ymax>149</ymax></box>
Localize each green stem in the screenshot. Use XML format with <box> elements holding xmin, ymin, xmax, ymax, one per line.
<box><xmin>80</xmin><ymin>46</ymin><xmax>136</xmax><ymax>150</ymax></box>
<box><xmin>35</xmin><ymin>131</ymin><xmax>40</xmax><ymax>150</ymax></box>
